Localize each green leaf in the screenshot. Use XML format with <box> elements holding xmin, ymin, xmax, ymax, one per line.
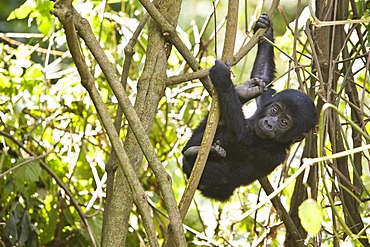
<box><xmin>298</xmin><ymin>199</ymin><xmax>323</xmax><ymax>236</ymax></box>
<box><xmin>37</xmin><ymin>16</ymin><xmax>52</xmax><ymax>35</ymax></box>
<box><xmin>5</xmin><ymin>215</ymin><xmax>18</xmax><ymax>245</ymax></box>
<box><xmin>24</xmin><ymin>64</ymin><xmax>43</xmax><ymax>79</ymax></box>
<box><xmin>32</xmin><ymin>0</ymin><xmax>54</xmax><ymax>35</ymax></box>
<box><xmin>19</xmin><ymin>212</ymin><xmax>31</xmax><ymax>245</ymax></box>
<box><xmin>7</xmin><ymin>0</ymin><xmax>34</xmax><ymax>20</ymax></box>
<box><xmin>0</xmin><ymin>73</ymin><xmax>11</xmax><ymax>88</ymax></box>
<box><xmin>13</xmin><ymin>161</ymin><xmax>42</xmax><ymax>183</ymax></box>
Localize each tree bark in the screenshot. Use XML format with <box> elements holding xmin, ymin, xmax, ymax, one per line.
<box><xmin>101</xmin><ymin>1</ymin><xmax>184</xmax><ymax>246</ymax></box>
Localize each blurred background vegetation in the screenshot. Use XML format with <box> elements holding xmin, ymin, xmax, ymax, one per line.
<box><xmin>0</xmin><ymin>0</ymin><xmax>370</xmax><ymax>246</ymax></box>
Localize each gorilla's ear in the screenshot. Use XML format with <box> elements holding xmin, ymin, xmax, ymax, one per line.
<box><xmin>292</xmin><ymin>133</ymin><xmax>307</xmax><ymax>143</ymax></box>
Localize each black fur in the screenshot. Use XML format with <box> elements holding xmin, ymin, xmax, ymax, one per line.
<box><xmin>182</xmin><ymin>14</ymin><xmax>317</xmax><ymax>201</ymax></box>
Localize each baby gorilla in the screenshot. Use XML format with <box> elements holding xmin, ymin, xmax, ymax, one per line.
<box><xmin>182</xmin><ymin>14</ymin><xmax>317</xmax><ymax>201</ymax></box>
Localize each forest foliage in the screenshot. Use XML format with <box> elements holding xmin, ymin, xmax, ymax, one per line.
<box><xmin>0</xmin><ymin>0</ymin><xmax>370</xmax><ymax>246</ymax></box>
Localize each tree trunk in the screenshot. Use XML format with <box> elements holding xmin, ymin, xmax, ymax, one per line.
<box><xmin>101</xmin><ymin>1</ymin><xmax>183</xmax><ymax>246</ymax></box>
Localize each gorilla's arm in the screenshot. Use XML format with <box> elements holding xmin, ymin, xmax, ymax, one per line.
<box><xmin>251</xmin><ymin>13</ymin><xmax>275</xmax><ymax>84</ymax></box>
<box><xmin>209</xmin><ymin>60</ymin><xmax>248</xmax><ymax>139</ymax></box>
<box><xmin>235</xmin><ymin>13</ymin><xmax>276</xmax><ymax>106</ymax></box>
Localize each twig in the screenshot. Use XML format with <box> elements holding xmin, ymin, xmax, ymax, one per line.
<box><xmin>232</xmin><ymin>0</ymin><xmax>279</xmax><ymax>65</ymax></box>
<box><xmin>0</xmin><ymin>33</ymin><xmax>65</xmax><ymax>56</ymax></box>
<box><xmin>199</xmin><ymin>0</ymin><xmax>220</xmax><ymax>42</ymax></box>
<box><xmin>259</xmin><ymin>177</ymin><xmax>305</xmax><ymax>247</ymax></box>
<box><xmin>138</xmin><ymin>0</ymin><xmax>214</xmax><ymax>94</ymax></box>
<box><xmin>0</xmin><ymin>151</ymin><xmax>53</xmax><ymax>178</ymax></box>
<box><xmin>166</xmin><ymin>68</ymin><xmax>210</xmax><ymax>86</ymax></box>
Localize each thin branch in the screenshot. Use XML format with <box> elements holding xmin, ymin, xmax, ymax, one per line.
<box><xmin>178</xmin><ymin>91</ymin><xmax>219</xmax><ymax>220</ymax></box>
<box><xmin>0</xmin><ymin>33</ymin><xmax>65</xmax><ymax>56</ymax></box>
<box><xmin>259</xmin><ymin>177</ymin><xmax>305</xmax><ymax>247</ymax></box>
<box><xmin>138</xmin><ymin>0</ymin><xmax>213</xmax><ymax>94</ymax></box>
<box><xmin>199</xmin><ymin>0</ymin><xmax>220</xmax><ymax>42</ymax></box>
<box><xmin>0</xmin><ymin>151</ymin><xmax>53</xmax><ymax>179</ymax></box>
<box><xmin>166</xmin><ymin>68</ymin><xmax>210</xmax><ymax>86</ymax></box>
<box><xmin>232</xmin><ymin>0</ymin><xmax>279</xmax><ymax>65</ymax></box>
<box><xmin>221</xmin><ymin>0</ymin><xmax>239</xmax><ymax>61</ymax></box>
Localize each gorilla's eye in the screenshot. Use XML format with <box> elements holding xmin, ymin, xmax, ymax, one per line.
<box><xmin>270</xmin><ymin>106</ymin><xmax>278</xmax><ymax>115</ymax></box>
<box><xmin>280</xmin><ymin>118</ymin><xmax>289</xmax><ymax>126</ymax></box>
